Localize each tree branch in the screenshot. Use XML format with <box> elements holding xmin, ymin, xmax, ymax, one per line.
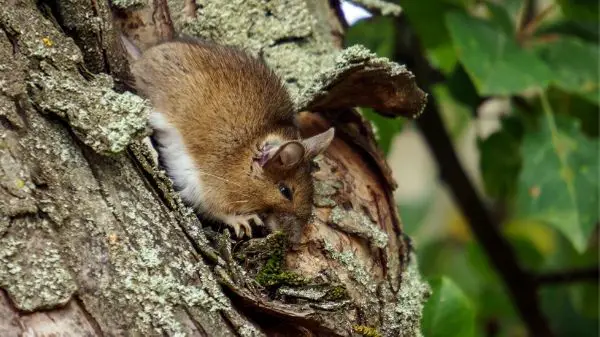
<box><xmin>391</xmin><ymin>16</ymin><xmax>555</xmax><ymax>337</ymax></box>
<box><xmin>536</xmin><ymin>267</ymin><xmax>599</xmax><ymax>285</ymax></box>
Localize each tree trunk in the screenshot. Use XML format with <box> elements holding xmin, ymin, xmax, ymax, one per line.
<box><xmin>0</xmin><ymin>0</ymin><xmax>428</xmax><ymax>336</ymax></box>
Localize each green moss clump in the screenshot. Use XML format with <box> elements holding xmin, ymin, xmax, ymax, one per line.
<box><xmin>323</xmin><ymin>285</ymin><xmax>349</xmax><ymax>301</ymax></box>
<box><xmin>254</xmin><ymin>233</ymin><xmax>307</xmax><ymax>287</ymax></box>
<box><xmin>352</xmin><ymin>325</ymin><xmax>382</xmax><ymax>337</ymax></box>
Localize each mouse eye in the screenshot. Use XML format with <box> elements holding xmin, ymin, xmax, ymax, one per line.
<box><xmin>278</xmin><ymin>183</ymin><xmax>293</xmax><ymax>201</ymax></box>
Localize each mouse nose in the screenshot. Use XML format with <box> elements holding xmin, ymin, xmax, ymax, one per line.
<box><xmin>264</xmin><ymin>212</ymin><xmax>307</xmax><ymax>232</ymax></box>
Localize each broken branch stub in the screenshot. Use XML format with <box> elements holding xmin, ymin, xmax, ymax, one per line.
<box><xmin>297</xmin><ymin>46</ymin><xmax>428</xmax><ymax>119</ymax></box>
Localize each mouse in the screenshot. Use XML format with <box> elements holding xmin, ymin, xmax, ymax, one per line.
<box><xmin>120</xmin><ymin>35</ymin><xmax>334</xmax><ymax>240</ymax></box>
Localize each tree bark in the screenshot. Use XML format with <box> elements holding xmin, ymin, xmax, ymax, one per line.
<box><xmin>0</xmin><ymin>0</ymin><xmax>428</xmax><ymax>336</ymax></box>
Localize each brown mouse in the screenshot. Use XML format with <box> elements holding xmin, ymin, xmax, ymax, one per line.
<box><xmin>121</xmin><ymin>35</ymin><xmax>334</xmax><ymax>239</ymax></box>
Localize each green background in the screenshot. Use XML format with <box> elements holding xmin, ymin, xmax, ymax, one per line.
<box><xmin>345</xmin><ymin>0</ymin><xmax>599</xmax><ymax>336</ymax></box>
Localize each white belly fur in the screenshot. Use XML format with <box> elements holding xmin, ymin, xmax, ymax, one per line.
<box><xmin>149</xmin><ymin>111</ymin><xmax>206</xmax><ymax>211</ymax></box>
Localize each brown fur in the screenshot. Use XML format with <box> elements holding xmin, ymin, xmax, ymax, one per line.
<box><xmin>130</xmin><ymin>38</ymin><xmax>316</xmax><ymax>224</ymax></box>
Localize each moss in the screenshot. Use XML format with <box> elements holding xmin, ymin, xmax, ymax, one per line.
<box><xmin>352</xmin><ymin>325</ymin><xmax>382</xmax><ymax>337</ymax></box>
<box><xmin>254</xmin><ymin>233</ymin><xmax>307</xmax><ymax>287</ymax></box>
<box><xmin>323</xmin><ymin>285</ymin><xmax>349</xmax><ymax>301</ymax></box>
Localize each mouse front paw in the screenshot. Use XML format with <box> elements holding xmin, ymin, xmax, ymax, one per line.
<box><xmin>221</xmin><ymin>214</ymin><xmax>264</xmax><ymax>238</ymax></box>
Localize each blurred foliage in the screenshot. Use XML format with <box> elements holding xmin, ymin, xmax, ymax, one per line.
<box><xmin>344</xmin><ymin>0</ymin><xmax>599</xmax><ymax>336</ymax></box>
<box><xmin>422</xmin><ymin>277</ymin><xmax>476</xmax><ymax>337</ymax></box>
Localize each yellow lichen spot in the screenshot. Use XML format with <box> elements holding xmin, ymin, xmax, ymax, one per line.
<box><xmin>352</xmin><ymin>325</ymin><xmax>381</xmax><ymax>337</ymax></box>
<box><xmin>42</xmin><ymin>36</ymin><xmax>53</xmax><ymax>47</ymax></box>
<box><xmin>528</xmin><ymin>185</ymin><xmax>541</xmax><ymax>199</ymax></box>
<box><xmin>107</xmin><ymin>233</ymin><xmax>118</xmax><ymax>244</ymax></box>
<box><xmin>15</xmin><ymin>179</ymin><xmax>25</xmax><ymax>189</ymax></box>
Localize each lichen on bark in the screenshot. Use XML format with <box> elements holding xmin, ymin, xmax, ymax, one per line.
<box><xmin>2</xmin><ymin>2</ymin><xmax>151</xmax><ymax>156</ymax></box>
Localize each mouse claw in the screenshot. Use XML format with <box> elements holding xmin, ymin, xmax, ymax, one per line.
<box><xmin>249</xmin><ymin>214</ymin><xmax>264</xmax><ymax>227</ymax></box>
<box><xmin>221</xmin><ymin>214</ymin><xmax>262</xmax><ymax>238</ymax></box>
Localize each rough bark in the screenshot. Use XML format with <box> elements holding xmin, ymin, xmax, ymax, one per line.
<box><xmin>0</xmin><ymin>0</ymin><xmax>428</xmax><ymax>336</ymax></box>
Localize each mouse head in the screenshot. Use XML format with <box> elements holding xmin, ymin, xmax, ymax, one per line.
<box><xmin>249</xmin><ymin>127</ymin><xmax>335</xmax><ymax>226</ymax></box>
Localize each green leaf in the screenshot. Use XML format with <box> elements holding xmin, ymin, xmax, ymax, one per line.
<box><xmin>422</xmin><ymin>277</ymin><xmax>476</xmax><ymax>337</ymax></box>
<box><xmin>569</xmin><ymin>283</ymin><xmax>599</xmax><ymax>319</ymax></box>
<box><xmin>400</xmin><ymin>0</ymin><xmax>464</xmax><ymax>73</ymax></box>
<box><xmin>432</xmin><ymin>84</ymin><xmax>472</xmax><ymax>140</ymax></box>
<box><xmin>465</xmin><ymin>243</ymin><xmax>519</xmax><ymax>321</ymax></box>
<box><xmin>344</xmin><ymin>16</ymin><xmax>395</xmax><ymax>58</ymax></box>
<box><xmin>542</xmin><ymin>231</ymin><xmax>599</xmax><ymax>320</ymax></box>
<box><xmin>538</xmin><ymin>20</ymin><xmax>599</xmax><ymax>43</ymax></box>
<box><xmin>485</xmin><ymin>1</ymin><xmax>516</xmax><ymax>35</ymax></box>
<box><xmin>445</xmin><ymin>64</ymin><xmax>480</xmax><ymax>108</ymax></box>
<box><xmin>446</xmin><ymin>12</ymin><xmax>553</xmax><ymax>95</ymax></box>
<box><xmin>548</xmin><ymin>87</ymin><xmax>599</xmax><ymax>137</ymax></box>
<box><xmin>516</xmin><ymin>111</ymin><xmax>599</xmax><ymax>253</ymax></box>
<box><xmin>479</xmin><ymin>116</ymin><xmax>523</xmax><ymax>200</ymax></box>
<box><xmin>557</xmin><ymin>0</ymin><xmax>599</xmax><ymax>23</ymax></box>
<box><xmin>507</xmin><ymin>235</ymin><xmax>546</xmax><ymax>270</ymax></box>
<box><xmin>536</xmin><ymin>37</ymin><xmax>600</xmax><ymax>104</ymax></box>
<box><xmin>541</xmin><ymin>283</ymin><xmax>600</xmax><ymax>337</ymax></box>
<box><xmin>359</xmin><ymin>108</ymin><xmax>403</xmax><ymax>155</ymax></box>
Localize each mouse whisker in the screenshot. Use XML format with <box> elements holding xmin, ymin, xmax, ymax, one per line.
<box><xmin>198</xmin><ymin>170</ymin><xmax>243</xmax><ymax>188</ymax></box>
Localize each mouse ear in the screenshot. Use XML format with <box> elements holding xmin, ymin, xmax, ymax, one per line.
<box><xmin>262</xmin><ymin>141</ymin><xmax>305</xmax><ymax>171</ymax></box>
<box><xmin>301</xmin><ymin>127</ymin><xmax>335</xmax><ymax>159</ymax></box>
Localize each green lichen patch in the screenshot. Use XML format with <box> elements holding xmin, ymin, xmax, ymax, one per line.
<box><xmin>314</xmin><ymin>180</ymin><xmax>341</xmax><ymax>197</ymax></box>
<box><xmin>328</xmin><ymin>206</ymin><xmax>388</xmax><ymax>249</ymax></box>
<box><xmin>353</xmin><ymin>325</ymin><xmax>382</xmax><ymax>337</ymax></box>
<box><xmin>388</xmin><ymin>254</ymin><xmax>430</xmax><ymax>337</ymax></box>
<box><xmin>313</xmin><ymin>179</ymin><xmax>342</xmax><ymax>207</ymax></box>
<box><xmin>180</xmin><ymin>0</ymin><xmax>313</xmax><ymax>55</ymax></box>
<box><xmin>323</xmin><ymin>240</ymin><xmax>376</xmax><ymax>293</ymax></box>
<box><xmin>0</xmin><ymin>218</ymin><xmax>78</xmax><ymax>311</ymax></box>
<box><xmin>28</xmin><ymin>65</ymin><xmax>150</xmax><ymax>155</ymax></box>
<box><xmin>113</xmin><ymin>251</ymin><xmax>229</xmax><ymax>334</ymax></box>
<box><xmin>1</xmin><ymin>3</ymin><xmax>150</xmax><ymax>155</ymax></box>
